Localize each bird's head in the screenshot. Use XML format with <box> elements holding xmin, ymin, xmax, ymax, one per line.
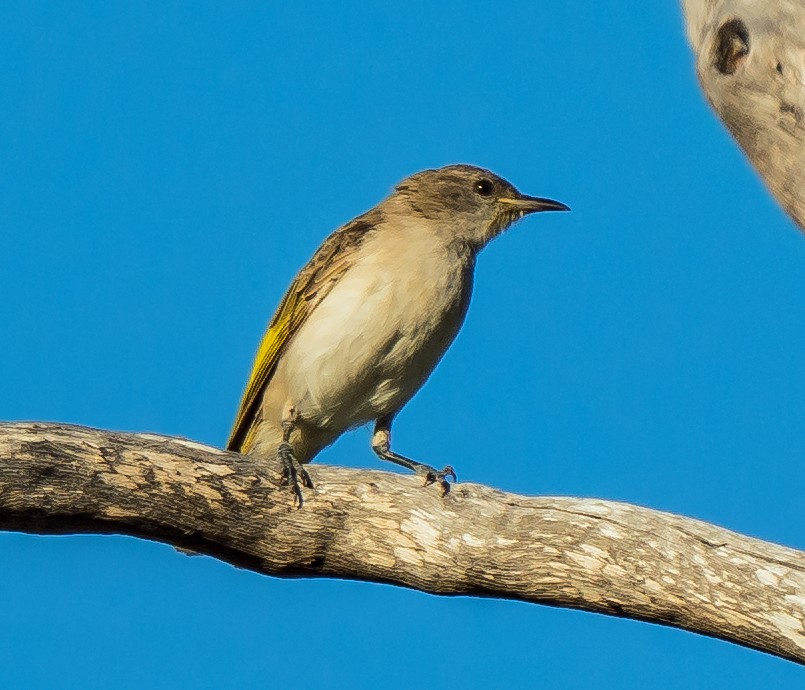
<box><xmin>391</xmin><ymin>164</ymin><xmax>569</xmax><ymax>250</ymax></box>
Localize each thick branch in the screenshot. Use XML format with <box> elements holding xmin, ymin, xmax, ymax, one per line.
<box><xmin>682</xmin><ymin>0</ymin><xmax>805</xmax><ymax>231</ymax></box>
<box><xmin>2</xmin><ymin>422</ymin><xmax>804</xmax><ymax>664</ymax></box>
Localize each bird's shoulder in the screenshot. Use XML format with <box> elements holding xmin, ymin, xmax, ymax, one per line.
<box><xmin>292</xmin><ymin>207</ymin><xmax>383</xmax><ymax>307</ymax></box>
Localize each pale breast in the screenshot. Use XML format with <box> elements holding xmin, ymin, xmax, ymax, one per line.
<box><xmin>268</xmin><ymin>224</ymin><xmax>475</xmax><ymax>432</ymax></box>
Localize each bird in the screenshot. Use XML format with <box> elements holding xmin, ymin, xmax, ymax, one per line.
<box><xmin>227</xmin><ymin>164</ymin><xmax>569</xmax><ymax>505</ymax></box>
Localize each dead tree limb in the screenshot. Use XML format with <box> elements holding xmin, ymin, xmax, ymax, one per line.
<box><xmin>682</xmin><ymin>0</ymin><xmax>805</xmax><ymax>231</ymax></box>
<box><xmin>2</xmin><ymin>421</ymin><xmax>804</xmax><ymax>664</ymax></box>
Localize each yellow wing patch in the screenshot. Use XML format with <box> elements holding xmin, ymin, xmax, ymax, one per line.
<box><xmin>226</xmin><ymin>286</ymin><xmax>306</xmax><ymax>452</ymax></box>
<box><xmin>226</xmin><ymin>211</ymin><xmax>380</xmax><ymax>453</ymax></box>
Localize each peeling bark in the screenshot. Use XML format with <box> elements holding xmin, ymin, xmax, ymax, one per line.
<box><xmin>1</xmin><ymin>421</ymin><xmax>804</xmax><ymax>664</ymax></box>
<box><xmin>682</xmin><ymin>0</ymin><xmax>805</xmax><ymax>231</ymax></box>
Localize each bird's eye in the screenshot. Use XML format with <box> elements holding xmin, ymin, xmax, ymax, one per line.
<box><xmin>475</xmin><ymin>179</ymin><xmax>493</xmax><ymax>196</ymax></box>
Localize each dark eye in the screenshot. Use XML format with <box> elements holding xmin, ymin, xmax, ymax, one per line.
<box><xmin>475</xmin><ymin>179</ymin><xmax>493</xmax><ymax>196</ymax></box>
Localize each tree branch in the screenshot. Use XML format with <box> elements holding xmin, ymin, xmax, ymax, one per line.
<box><xmin>681</xmin><ymin>0</ymin><xmax>805</xmax><ymax>231</ymax></box>
<box><xmin>2</xmin><ymin>421</ymin><xmax>804</xmax><ymax>664</ymax></box>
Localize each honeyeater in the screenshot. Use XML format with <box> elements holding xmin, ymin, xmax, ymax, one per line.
<box><xmin>227</xmin><ymin>164</ymin><xmax>568</xmax><ymax>504</ymax></box>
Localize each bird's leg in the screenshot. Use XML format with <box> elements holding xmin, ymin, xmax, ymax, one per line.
<box><xmin>277</xmin><ymin>407</ymin><xmax>313</xmax><ymax>507</ymax></box>
<box><xmin>371</xmin><ymin>416</ymin><xmax>456</xmax><ymax>495</ymax></box>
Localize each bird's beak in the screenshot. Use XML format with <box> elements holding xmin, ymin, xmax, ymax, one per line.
<box><xmin>499</xmin><ymin>194</ymin><xmax>570</xmax><ymax>214</ymax></box>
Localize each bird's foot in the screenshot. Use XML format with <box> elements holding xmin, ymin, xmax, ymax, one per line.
<box><xmin>277</xmin><ymin>442</ymin><xmax>313</xmax><ymax>507</ymax></box>
<box><xmin>416</xmin><ymin>464</ymin><xmax>456</xmax><ymax>496</ymax></box>
<box><xmin>371</xmin><ymin>430</ymin><xmax>456</xmax><ymax>496</ymax></box>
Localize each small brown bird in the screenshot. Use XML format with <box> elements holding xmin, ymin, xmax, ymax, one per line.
<box><xmin>228</xmin><ymin>164</ymin><xmax>568</xmax><ymax>504</ymax></box>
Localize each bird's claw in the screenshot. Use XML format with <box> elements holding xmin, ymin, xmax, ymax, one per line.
<box><xmin>278</xmin><ymin>442</ymin><xmax>313</xmax><ymax>508</ymax></box>
<box><xmin>422</xmin><ymin>464</ymin><xmax>456</xmax><ymax>496</ymax></box>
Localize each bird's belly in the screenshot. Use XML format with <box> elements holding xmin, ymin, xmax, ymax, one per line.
<box><xmin>269</xmin><ymin>243</ymin><xmax>472</xmax><ymax>435</ymax></box>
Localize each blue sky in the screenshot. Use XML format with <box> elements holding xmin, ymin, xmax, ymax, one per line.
<box><xmin>2</xmin><ymin>2</ymin><xmax>804</xmax><ymax>687</ymax></box>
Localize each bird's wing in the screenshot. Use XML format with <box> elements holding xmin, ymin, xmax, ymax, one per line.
<box><xmin>227</xmin><ymin>212</ymin><xmax>379</xmax><ymax>452</ymax></box>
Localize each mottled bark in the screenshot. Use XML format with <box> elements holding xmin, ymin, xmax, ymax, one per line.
<box><xmin>682</xmin><ymin>0</ymin><xmax>805</xmax><ymax>231</ymax></box>
<box><xmin>2</xmin><ymin>421</ymin><xmax>804</xmax><ymax>664</ymax></box>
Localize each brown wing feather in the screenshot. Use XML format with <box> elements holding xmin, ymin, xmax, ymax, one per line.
<box><xmin>226</xmin><ymin>211</ymin><xmax>381</xmax><ymax>452</ymax></box>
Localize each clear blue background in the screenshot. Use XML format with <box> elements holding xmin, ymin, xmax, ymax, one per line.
<box><xmin>2</xmin><ymin>2</ymin><xmax>804</xmax><ymax>687</ymax></box>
